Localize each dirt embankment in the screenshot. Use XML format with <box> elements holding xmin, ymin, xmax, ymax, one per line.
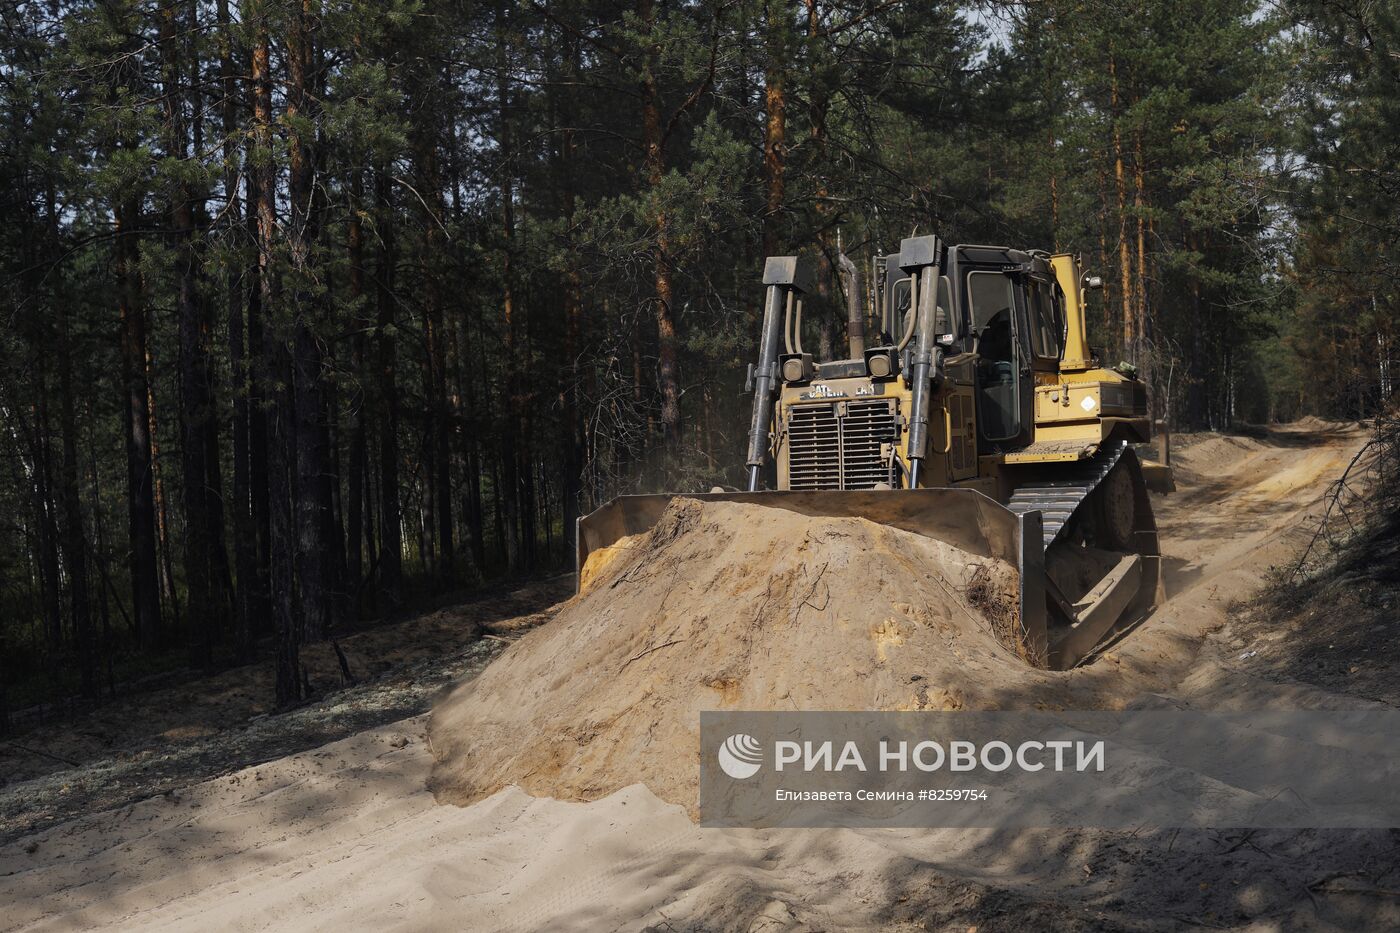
<box><xmin>428</xmin><ymin>422</ymin><xmax>1377</xmax><ymax>815</ymax></box>
<box><xmin>430</xmin><ymin>497</ymin><xmax>1028</xmax><ymax>812</ymax></box>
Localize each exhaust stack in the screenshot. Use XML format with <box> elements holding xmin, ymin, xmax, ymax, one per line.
<box><xmin>838</xmin><ymin>252</ymin><xmax>866</xmax><ymax>359</ymax></box>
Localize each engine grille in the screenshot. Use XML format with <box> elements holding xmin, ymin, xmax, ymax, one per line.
<box><xmin>787</xmin><ymin>404</ymin><xmax>841</xmax><ymax>490</ymax></box>
<box><xmin>842</xmin><ymin>400</ymin><xmax>898</xmax><ymax>488</ymax></box>
<box><xmin>787</xmin><ymin>400</ymin><xmax>899</xmax><ymax>490</ymax></box>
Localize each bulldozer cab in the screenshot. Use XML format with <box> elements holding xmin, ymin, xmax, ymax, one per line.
<box><xmin>879</xmin><ymin>245</ymin><xmax>1068</xmax><ymax>456</ymax></box>
<box><xmin>955</xmin><ymin>249</ymin><xmax>1066</xmax><ymax>453</ymax></box>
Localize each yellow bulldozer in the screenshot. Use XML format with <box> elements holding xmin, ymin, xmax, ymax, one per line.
<box><xmin>577</xmin><ymin>235</ymin><xmax>1169</xmax><ymax>669</ymax></box>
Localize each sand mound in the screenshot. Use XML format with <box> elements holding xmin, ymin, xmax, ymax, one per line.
<box><xmin>1170</xmin><ymin>432</ymin><xmax>1267</xmax><ymax>479</ymax></box>
<box><xmin>429</xmin><ymin>498</ymin><xmax>1040</xmax><ymax>813</ymax></box>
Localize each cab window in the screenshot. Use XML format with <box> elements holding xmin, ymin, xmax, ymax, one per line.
<box><xmin>967</xmin><ymin>270</ymin><xmax>1021</xmax><ymax>442</ymax></box>
<box><xmin>890</xmin><ymin>275</ymin><xmax>952</xmax><ymax>341</ymax></box>
<box><xmin>967</xmin><ymin>271</ymin><xmax>1016</xmax><ymax>361</ymax></box>
<box><xmin>1028</xmin><ymin>280</ymin><xmax>1062</xmax><ymax>361</ymax></box>
<box><xmin>890</xmin><ymin>276</ymin><xmax>911</xmax><ymax>342</ymax></box>
<box><xmin>935</xmin><ymin>274</ymin><xmax>953</xmax><ymax>337</ymax></box>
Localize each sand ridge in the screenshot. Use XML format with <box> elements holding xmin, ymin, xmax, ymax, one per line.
<box><xmin>428</xmin><ymin>496</ymin><xmax>1028</xmax><ymax>813</ymax></box>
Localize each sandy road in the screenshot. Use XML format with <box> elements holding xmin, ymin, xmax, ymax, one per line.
<box><xmin>3</xmin><ymin>423</ymin><xmax>1392</xmax><ymax>933</ymax></box>
<box><xmin>1156</xmin><ymin>422</ymin><xmax>1362</xmax><ymax>589</ymax></box>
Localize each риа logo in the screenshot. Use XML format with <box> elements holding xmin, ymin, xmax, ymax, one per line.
<box><xmin>717</xmin><ymin>734</ymin><xmax>763</xmax><ymax>779</ymax></box>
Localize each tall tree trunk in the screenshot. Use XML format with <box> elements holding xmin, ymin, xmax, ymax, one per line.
<box><xmin>413</xmin><ymin>123</ymin><xmax>453</xmax><ymax>580</ymax></box>
<box><xmin>496</xmin><ymin>6</ymin><xmax>525</xmax><ymax>572</ymax></box>
<box><xmin>1109</xmin><ymin>56</ymin><xmax>1132</xmax><ymax>360</ymax></box>
<box><xmin>293</xmin><ymin>325</ymin><xmax>328</xmax><ymax>642</ymax></box>
<box><xmin>763</xmin><ymin>2</ymin><xmax>787</xmax><ymax>259</ymax></box>
<box><xmin>31</xmin><ymin>394</ymin><xmax>63</xmax><ymax>655</ymax></box>
<box><xmin>246</xmin><ymin>166</ymin><xmax>273</xmax><ymax>638</ymax></box>
<box><xmin>560</xmin><ymin>274</ymin><xmax>583</xmax><ymax>539</ymax></box>
<box><xmin>1185</xmin><ymin>233</ymin><xmax>1208</xmax><ymax>430</ymax></box>
<box><xmin>638</xmin><ymin>0</ymin><xmax>681</xmax><ymax>448</ymax></box>
<box><xmin>85</xmin><ymin>421</ymin><xmax>120</xmax><ymax>689</ymax></box>
<box><xmin>549</xmin><ymin>35</ymin><xmax>585</xmax><ymax>552</ymax></box>
<box><xmin>441</xmin><ymin>63</ymin><xmax>486</xmax><ymax>574</ymax></box>
<box><xmin>346</xmin><ymin>172</ymin><xmax>367</xmax><ymax>610</ymax></box>
<box><xmin>58</xmin><ymin>310</ymin><xmax>94</xmax><ymax>699</ymax></box>
<box><xmin>803</xmin><ymin>0</ymin><xmax>838</xmax><ymax>359</ymax></box>
<box><xmin>1048</xmin><ymin>125</ymin><xmax>1060</xmax><ymax>248</ymax></box>
<box><xmin>220</xmin><ymin>0</ymin><xmax>256</xmax><ymax>662</ymax></box>
<box><xmin>42</xmin><ymin>174</ymin><xmax>96</xmax><ymax>697</ymax></box>
<box><xmin>456</xmin><ymin>302</ymin><xmax>487</xmax><ymax>572</ymax></box>
<box><xmin>287</xmin><ymin>0</ymin><xmax>329</xmax><ymax>643</ymax></box>
<box><xmin>164</xmin><ymin>0</ymin><xmax>224</xmax><ymax>668</ymax></box>
<box><xmin>249</xmin><ymin>0</ymin><xmax>301</xmax><ymax>705</ymax></box>
<box><xmin>86</xmin><ymin>422</ymin><xmax>122</xmax><ymax>697</ymax></box>
<box><xmin>147</xmin><ymin>352</ymin><xmax>179</xmax><ymax>632</ymax></box>
<box><xmin>1095</xmin><ymin>158</ymin><xmax>1115</xmax><ymax>338</ymax></box>
<box><xmin>374</xmin><ymin>169</ymin><xmax>404</xmax><ymax>608</ymax></box>
<box><xmin>116</xmin><ymin>196</ymin><xmax>162</xmax><ymax>651</ymax></box>
<box><xmin>1133</xmin><ymin>125</ymin><xmax>1148</xmax><ymax>371</ymax></box>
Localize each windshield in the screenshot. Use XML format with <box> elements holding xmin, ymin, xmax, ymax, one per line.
<box><xmin>967</xmin><ymin>271</ymin><xmax>1015</xmax><ymax>358</ymax></box>
<box><xmin>888</xmin><ymin>276</ymin><xmax>952</xmax><ymax>343</ymax></box>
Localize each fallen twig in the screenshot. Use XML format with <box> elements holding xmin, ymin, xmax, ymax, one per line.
<box><xmin>3</xmin><ymin>743</ymin><xmax>80</xmax><ymax>767</ymax></box>
<box><xmin>620</xmin><ymin>638</ymin><xmax>686</xmax><ymax>671</ymax></box>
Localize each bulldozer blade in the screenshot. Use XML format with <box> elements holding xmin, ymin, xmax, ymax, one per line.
<box><xmin>1042</xmin><ymin>448</ymin><xmax>1164</xmax><ymax>668</ymax></box>
<box><xmin>576</xmin><ymin>488</ymin><xmax>1052</xmax><ymax>668</ymax></box>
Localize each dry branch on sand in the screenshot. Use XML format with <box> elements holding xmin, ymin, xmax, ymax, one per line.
<box><xmin>1290</xmin><ymin>414</ymin><xmax>1400</xmax><ymax>581</ymax></box>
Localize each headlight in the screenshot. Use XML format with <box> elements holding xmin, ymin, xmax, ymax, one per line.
<box><xmin>867</xmin><ymin>352</ymin><xmax>893</xmax><ymax>378</ymax></box>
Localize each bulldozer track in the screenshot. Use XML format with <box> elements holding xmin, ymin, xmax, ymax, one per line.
<box><xmin>1005</xmin><ymin>440</ymin><xmax>1130</xmax><ymax>549</ymax></box>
